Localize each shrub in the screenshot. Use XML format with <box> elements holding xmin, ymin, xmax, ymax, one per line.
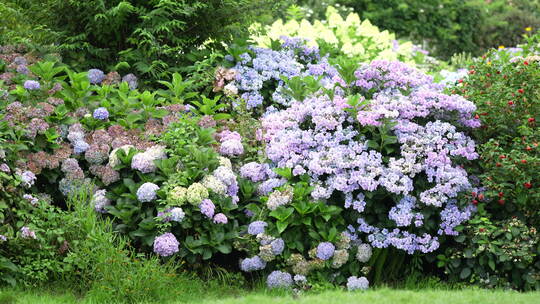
<box><xmin>250</xmin><ymin>6</ymin><xmax>434</xmax><ymax>68</ymax></box>
<box><xmin>1</xmin><ymin>0</ymin><xmax>287</xmax><ymax>83</ymax></box>
<box><xmin>229</xmin><ymin>56</ymin><xmax>480</xmax><ymax>285</ymax></box>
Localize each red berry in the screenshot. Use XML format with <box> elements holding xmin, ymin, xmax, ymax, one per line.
<box><xmin>472</xmin><ymin>200</ymin><xmax>478</xmax><ymax>205</ymax></box>
<box><xmin>458</xmin><ymin>79</ymin><xmax>463</xmax><ymax>83</ymax></box>
<box><xmin>508</xmin><ymin>101</ymin><xmax>514</xmax><ymax>105</ymax></box>
<box><xmin>479</xmin><ymin>228</ymin><xmax>485</xmax><ymax>232</ymax></box>
<box><xmin>529</xmin><ymin>118</ymin><xmax>535</xmax><ymax>123</ymax></box>
<box><xmin>474</xmin><ymin>114</ymin><xmax>480</xmax><ymax>119</ymax></box>
<box><xmin>498</xmin><ymin>199</ymin><xmax>505</xmax><ymax>205</ymax></box>
<box><xmin>478</xmin><ymin>193</ymin><xmax>485</xmax><ymax>200</ymax></box>
<box><xmin>498</xmin><ymin>192</ymin><xmax>504</xmax><ymax>197</ymax></box>
<box><xmin>496</xmin><ymin>163</ymin><xmax>502</xmax><ymax>167</ymax></box>
<box><xmin>521</xmin><ymin>159</ymin><xmax>527</xmax><ymax>164</ymax></box>
<box><xmin>524</xmin><ymin>61</ymin><xmax>529</xmax><ymax>65</ymax></box>
<box><xmin>526</xmin><ymin>146</ymin><xmax>532</xmax><ymax>151</ymax></box>
<box><xmin>524</xmin><ymin>182</ymin><xmax>532</xmax><ymax>189</ymax></box>
<box><xmin>499</xmin><ymin>155</ymin><xmax>506</xmax><ymax>159</ymax></box>
<box><xmin>486</xmin><ymin>73</ymin><xmax>491</xmax><ymax>77</ymax></box>
<box><xmin>518</xmin><ymin>89</ymin><xmax>524</xmax><ymax>94</ymax></box>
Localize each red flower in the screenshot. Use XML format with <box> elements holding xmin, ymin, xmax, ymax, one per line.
<box><xmin>524</xmin><ymin>182</ymin><xmax>532</xmax><ymax>189</ymax></box>
<box><xmin>478</xmin><ymin>193</ymin><xmax>485</xmax><ymax>200</ymax></box>
<box><xmin>474</xmin><ymin>114</ymin><xmax>480</xmax><ymax>119</ymax></box>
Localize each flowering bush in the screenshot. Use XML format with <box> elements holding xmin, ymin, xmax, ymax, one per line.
<box><xmin>450</xmin><ymin>38</ymin><xmax>540</xmax><ymax>218</ymax></box>
<box><xmin>234</xmin><ymin>58</ymin><xmax>480</xmax><ymax>286</ymax></box>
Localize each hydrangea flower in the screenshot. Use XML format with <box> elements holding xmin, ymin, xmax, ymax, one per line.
<box><xmin>267</xmin><ymin>270</ymin><xmax>293</xmax><ymax>289</ymax></box>
<box><xmin>240</xmin><ymin>256</ymin><xmax>267</xmax><ymax>272</ymax></box>
<box><xmin>23</xmin><ymin>80</ymin><xmax>40</xmax><ymax>90</ymax></box>
<box><xmin>136</xmin><ymin>182</ymin><xmax>159</xmax><ymax>202</ymax></box>
<box><xmin>270</xmin><ymin>238</ymin><xmax>285</xmax><ymax>255</ymax></box>
<box><xmin>131</xmin><ymin>146</ymin><xmax>167</xmax><ymax>173</ymax></box>
<box><xmin>88</xmin><ymin>69</ymin><xmax>105</xmax><ymax>84</ymax></box>
<box><xmin>199</xmin><ymin>199</ymin><xmax>215</xmax><ymax>218</ymax></box>
<box><xmin>218</xmin><ymin>130</ymin><xmax>244</xmax><ymax>156</ymax></box>
<box><xmin>153</xmin><ymin>232</ymin><xmax>179</xmax><ymax>257</ymax></box>
<box><xmin>213</xmin><ymin>213</ymin><xmax>228</xmax><ymax>224</ymax></box>
<box><xmin>92</xmin><ymin>189</ymin><xmax>110</xmax><ymax>213</ymax></box>
<box><xmin>316</xmin><ymin>242</ymin><xmax>335</xmax><ymax>260</ymax></box>
<box><xmin>356</xmin><ymin>243</ymin><xmax>372</xmax><ymax>263</ymax></box>
<box><xmin>122</xmin><ymin>73</ymin><xmax>138</xmax><ymax>90</ymax></box>
<box><xmin>0</xmin><ymin>234</ymin><xmax>6</xmax><ymax>242</ymax></box>
<box><xmin>20</xmin><ymin>226</ymin><xmax>36</xmax><ymax>239</ymax></box>
<box><xmin>293</xmin><ymin>274</ymin><xmax>307</xmax><ymax>284</ymax></box>
<box><xmin>93</xmin><ymin>107</ymin><xmax>109</xmax><ymax>120</ymax></box>
<box><xmin>347</xmin><ymin>276</ymin><xmax>369</xmax><ymax>291</ymax></box>
<box><xmin>20</xmin><ymin>171</ymin><xmax>36</xmax><ymax>188</ymax></box>
<box><xmin>186</xmin><ymin>183</ymin><xmax>209</xmax><ymax>205</ymax></box>
<box><xmin>248</xmin><ymin>221</ymin><xmax>268</xmax><ymax>235</ymax></box>
<box><xmin>169</xmin><ymin>207</ymin><xmax>185</xmax><ymax>222</ymax></box>
<box><xmin>167</xmin><ymin>186</ymin><xmax>187</xmax><ymax>205</ymax></box>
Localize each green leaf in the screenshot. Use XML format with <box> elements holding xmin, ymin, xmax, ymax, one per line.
<box><xmin>460</xmin><ymin>267</ymin><xmax>471</xmax><ymax>279</ymax></box>
<box><xmin>276</xmin><ymin>221</ymin><xmax>289</xmax><ymax>234</ymax></box>
<box><xmin>216</xmin><ymin>244</ymin><xmax>232</xmax><ymax>254</ymax></box>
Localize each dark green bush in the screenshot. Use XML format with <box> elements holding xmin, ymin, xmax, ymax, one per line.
<box><xmin>0</xmin><ymin>0</ymin><xmax>285</xmax><ymax>84</ymax></box>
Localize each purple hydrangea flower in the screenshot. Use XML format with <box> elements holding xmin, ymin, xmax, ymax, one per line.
<box><xmin>270</xmin><ymin>238</ymin><xmax>285</xmax><ymax>255</ymax></box>
<box><xmin>169</xmin><ymin>207</ymin><xmax>185</xmax><ymax>222</ymax></box>
<box><xmin>153</xmin><ymin>232</ymin><xmax>179</xmax><ymax>257</ymax></box>
<box><xmin>88</xmin><ymin>69</ymin><xmax>105</xmax><ymax>84</ymax></box>
<box><xmin>0</xmin><ymin>163</ymin><xmax>10</xmax><ymax>173</ymax></box>
<box><xmin>93</xmin><ymin>107</ymin><xmax>109</xmax><ymax>120</ymax></box>
<box><xmin>240</xmin><ymin>256</ymin><xmax>266</xmax><ymax>272</ymax></box>
<box><xmin>347</xmin><ymin>276</ymin><xmax>369</xmax><ymax>291</ymax></box>
<box><xmin>136</xmin><ymin>182</ymin><xmax>159</xmax><ymax>202</ymax></box>
<box><xmin>73</xmin><ymin>140</ymin><xmax>90</xmax><ymax>154</ymax></box>
<box><xmin>248</xmin><ymin>221</ymin><xmax>268</xmax><ymax>235</ymax></box>
<box><xmin>122</xmin><ymin>73</ymin><xmax>138</xmax><ymax>90</ymax></box>
<box><xmin>23</xmin><ymin>80</ymin><xmax>40</xmax><ymax>90</ymax></box>
<box><xmin>316</xmin><ymin>242</ymin><xmax>335</xmax><ymax>260</ymax></box>
<box><xmin>21</xmin><ymin>171</ymin><xmax>36</xmax><ymax>188</ymax></box>
<box><xmin>20</xmin><ymin>226</ymin><xmax>36</xmax><ymax>239</ymax></box>
<box><xmin>213</xmin><ymin>213</ymin><xmax>228</xmax><ymax>224</ymax></box>
<box><xmin>199</xmin><ymin>199</ymin><xmax>215</xmax><ymax>218</ymax></box>
<box><xmin>92</xmin><ymin>189</ymin><xmax>110</xmax><ymax>213</ymax></box>
<box><xmin>267</xmin><ymin>270</ymin><xmax>293</xmax><ymax>289</ymax></box>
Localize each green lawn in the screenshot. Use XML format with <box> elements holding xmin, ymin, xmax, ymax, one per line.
<box><xmin>1</xmin><ymin>288</ymin><xmax>538</xmax><ymax>304</ymax></box>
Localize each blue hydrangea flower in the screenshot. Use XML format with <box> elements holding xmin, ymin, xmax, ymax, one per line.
<box><xmin>169</xmin><ymin>207</ymin><xmax>185</xmax><ymax>222</ymax></box>
<box><xmin>136</xmin><ymin>182</ymin><xmax>159</xmax><ymax>202</ymax></box>
<box><xmin>23</xmin><ymin>80</ymin><xmax>40</xmax><ymax>90</ymax></box>
<box><xmin>270</xmin><ymin>238</ymin><xmax>285</xmax><ymax>255</ymax></box>
<box><xmin>266</xmin><ymin>270</ymin><xmax>293</xmax><ymax>289</ymax></box>
<box><xmin>240</xmin><ymin>256</ymin><xmax>266</xmax><ymax>272</ymax></box>
<box><xmin>93</xmin><ymin>107</ymin><xmax>109</xmax><ymax>120</ymax></box>
<box><xmin>122</xmin><ymin>73</ymin><xmax>138</xmax><ymax>90</ymax></box>
<box><xmin>88</xmin><ymin>69</ymin><xmax>105</xmax><ymax>84</ymax></box>
<box><xmin>248</xmin><ymin>221</ymin><xmax>268</xmax><ymax>235</ymax></box>
<box><xmin>21</xmin><ymin>171</ymin><xmax>37</xmax><ymax>188</ymax></box>
<box><xmin>347</xmin><ymin>276</ymin><xmax>369</xmax><ymax>291</ymax></box>
<box><xmin>316</xmin><ymin>242</ymin><xmax>335</xmax><ymax>260</ymax></box>
<box><xmin>73</xmin><ymin>140</ymin><xmax>90</xmax><ymax>154</ymax></box>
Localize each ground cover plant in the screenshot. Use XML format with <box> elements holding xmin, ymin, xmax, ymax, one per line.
<box><xmin>0</xmin><ymin>1</ymin><xmax>539</xmax><ymax>303</ymax></box>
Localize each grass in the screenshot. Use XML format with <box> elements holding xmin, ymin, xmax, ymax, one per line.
<box><xmin>1</xmin><ymin>286</ymin><xmax>539</xmax><ymax>304</ymax></box>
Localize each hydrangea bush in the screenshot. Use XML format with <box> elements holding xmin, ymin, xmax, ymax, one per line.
<box><xmin>233</xmin><ymin>54</ymin><xmax>480</xmax><ymax>286</ymax></box>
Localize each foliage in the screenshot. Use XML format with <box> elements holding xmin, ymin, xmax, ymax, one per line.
<box><xmin>437</xmin><ymin>209</ymin><xmax>540</xmax><ymax>290</ymax></box>
<box><xmin>0</xmin><ymin>0</ymin><xmax>287</xmax><ymax>84</ymax></box>
<box><xmin>250</xmin><ymin>6</ymin><xmax>433</xmax><ymax>67</ymax></box>
<box><xmin>451</xmin><ymin>34</ymin><xmax>540</xmax><ymax>219</ymax></box>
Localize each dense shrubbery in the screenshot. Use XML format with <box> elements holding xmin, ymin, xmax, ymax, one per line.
<box><xmin>437</xmin><ymin>34</ymin><xmax>540</xmax><ymax>290</ymax></box>
<box><xmin>1</xmin><ymin>0</ymin><xmax>539</xmax><ymax>297</ymax></box>
<box><xmin>0</xmin><ymin>0</ymin><xmax>287</xmax><ymax>83</ymax></box>
<box><xmin>297</xmin><ymin>0</ymin><xmax>540</xmax><ymax>59</ymax></box>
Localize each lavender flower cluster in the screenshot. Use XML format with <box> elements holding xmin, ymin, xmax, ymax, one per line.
<box><xmin>254</xmin><ymin>60</ymin><xmax>479</xmax><ymax>254</ymax></box>
<box><xmin>221</xmin><ymin>37</ymin><xmax>341</xmax><ymax>109</ymax></box>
